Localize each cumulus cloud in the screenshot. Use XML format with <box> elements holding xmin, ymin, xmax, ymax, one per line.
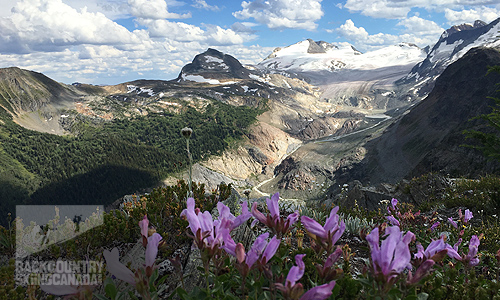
<box><xmin>396</xmin><ymin>16</ymin><xmax>444</xmax><ymax>36</ymax></box>
<box><xmin>137</xmin><ymin>18</ymin><xmax>256</xmax><ymax>44</ymax></box>
<box><xmin>233</xmin><ymin>0</ymin><xmax>323</xmax><ymax>31</ymax></box>
<box><xmin>139</xmin><ymin>19</ymin><xmax>206</xmax><ymax>41</ymax></box>
<box><xmin>445</xmin><ymin>7</ymin><xmax>500</xmax><ymax>25</ymax></box>
<box><xmin>337</xmin><ymin>19</ymin><xmax>369</xmax><ymax>40</ymax></box>
<box><xmin>231</xmin><ymin>22</ymin><xmax>258</xmax><ymax>33</ymax></box>
<box><xmin>128</xmin><ymin>0</ymin><xmax>191</xmax><ymax>19</ymax></box>
<box><xmin>343</xmin><ymin>0</ymin><xmax>411</xmax><ymax>19</ymax></box>
<box><xmin>336</xmin><ymin>18</ymin><xmax>442</xmax><ymax>51</ymax></box>
<box><xmin>0</xmin><ymin>0</ymin><xmax>144</xmax><ymax>54</ymax></box>
<box><xmin>192</xmin><ymin>0</ymin><xmax>220</xmax><ymax>11</ymax></box>
<box><xmin>343</xmin><ymin>0</ymin><xmax>500</xmax><ymax>19</ymax></box>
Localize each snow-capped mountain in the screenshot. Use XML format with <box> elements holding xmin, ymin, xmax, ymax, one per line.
<box><xmin>257</xmin><ymin>39</ymin><xmax>427</xmax><ymax>73</ymax></box>
<box><xmin>400</xmin><ymin>18</ymin><xmax>500</xmax><ymax>95</ymax></box>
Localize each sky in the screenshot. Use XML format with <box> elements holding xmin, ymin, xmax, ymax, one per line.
<box><xmin>0</xmin><ymin>0</ymin><xmax>499</xmax><ymax>85</ymax></box>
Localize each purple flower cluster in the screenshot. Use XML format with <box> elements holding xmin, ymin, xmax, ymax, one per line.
<box><xmin>301</xmin><ymin>206</ymin><xmax>346</xmax><ymax>253</ymax></box>
<box><xmin>251</xmin><ymin>192</ymin><xmax>299</xmax><ymax>237</ymax></box>
<box><xmin>181</xmin><ymin>192</ymin><xmax>338</xmax><ymax>299</ymax></box>
<box><xmin>275</xmin><ymin>254</ymin><xmax>336</xmax><ymax>300</ymax></box>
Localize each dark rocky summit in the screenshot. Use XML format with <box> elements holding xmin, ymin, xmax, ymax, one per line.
<box><xmin>176</xmin><ymin>48</ymin><xmax>253</xmax><ymax>81</ymax></box>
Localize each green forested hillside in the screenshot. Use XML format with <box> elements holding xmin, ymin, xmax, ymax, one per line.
<box><xmin>0</xmin><ymin>99</ymin><xmax>264</xmax><ymax>225</ymax></box>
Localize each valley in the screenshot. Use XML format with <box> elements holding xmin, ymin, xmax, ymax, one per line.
<box><xmin>1</xmin><ymin>18</ymin><xmax>500</xmax><ymax>220</ymax></box>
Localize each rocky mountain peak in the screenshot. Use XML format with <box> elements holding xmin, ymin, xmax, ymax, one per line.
<box><xmin>444</xmin><ymin>20</ymin><xmax>487</xmax><ymax>37</ymax></box>
<box><xmin>177</xmin><ymin>48</ymin><xmax>252</xmax><ymax>82</ymax></box>
<box><xmin>306</xmin><ymin>39</ymin><xmax>327</xmax><ymax>54</ymax></box>
<box><xmin>399</xmin><ymin>17</ymin><xmax>500</xmax><ymax>94</ymax></box>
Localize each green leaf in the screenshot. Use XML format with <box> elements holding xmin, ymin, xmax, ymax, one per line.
<box><xmin>104</xmin><ymin>278</ymin><xmax>118</xmax><ymax>299</ymax></box>
<box><xmin>176</xmin><ymin>287</ymin><xmax>193</xmax><ymax>300</ymax></box>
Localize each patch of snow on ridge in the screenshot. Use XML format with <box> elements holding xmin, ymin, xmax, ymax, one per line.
<box><xmin>126</xmin><ymin>85</ymin><xmax>155</xmax><ymax>96</ymax></box>
<box><xmin>204</xmin><ymin>56</ymin><xmax>229</xmax><ymax>70</ymax></box>
<box><xmin>182</xmin><ymin>73</ymin><xmax>220</xmax><ymax>84</ymax></box>
<box><xmin>126</xmin><ymin>85</ymin><xmax>137</xmax><ymax>93</ymax></box>
<box><xmin>205</xmin><ymin>56</ymin><xmax>224</xmax><ymax>63</ymax></box>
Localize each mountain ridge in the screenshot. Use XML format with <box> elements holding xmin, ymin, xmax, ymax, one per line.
<box><xmin>349</xmin><ymin>47</ymin><xmax>500</xmax><ymax>186</ymax></box>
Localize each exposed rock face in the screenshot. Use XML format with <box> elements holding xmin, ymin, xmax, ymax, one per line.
<box><xmin>296</xmin><ymin>117</ymin><xmax>342</xmax><ymax>140</ymax></box>
<box><xmin>353</xmin><ymin>47</ymin><xmax>500</xmax><ymax>185</ymax></box>
<box><xmin>331</xmin><ymin>173</ymin><xmax>455</xmax><ymax>211</ymax></box>
<box><xmin>201</xmin><ymin>122</ymin><xmax>302</xmax><ymax>181</ymax></box>
<box><xmin>445</xmin><ymin>20</ymin><xmax>487</xmax><ymax>36</ymax></box>
<box><xmin>306</xmin><ymin>39</ymin><xmax>327</xmax><ymax>54</ymax></box>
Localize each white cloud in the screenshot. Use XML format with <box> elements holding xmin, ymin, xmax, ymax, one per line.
<box><xmin>445</xmin><ymin>6</ymin><xmax>500</xmax><ymax>25</ymax></box>
<box><xmin>0</xmin><ymin>0</ymin><xmax>17</xmax><ymax>17</ymax></box>
<box><xmin>343</xmin><ymin>0</ymin><xmax>411</xmax><ymax>19</ymax></box>
<box><xmin>0</xmin><ymin>0</ymin><xmax>268</xmax><ymax>85</ymax></box>
<box><xmin>0</xmin><ymin>0</ymin><xmax>143</xmax><ymax>53</ymax></box>
<box><xmin>343</xmin><ymin>0</ymin><xmax>500</xmax><ymax>19</ymax></box>
<box><xmin>233</xmin><ymin>0</ymin><xmax>323</xmax><ymax>31</ymax></box>
<box><xmin>128</xmin><ymin>0</ymin><xmax>190</xmax><ymax>19</ymax></box>
<box><xmin>139</xmin><ymin>19</ymin><xmax>206</xmax><ymax>41</ymax></box>
<box><xmin>337</xmin><ymin>19</ymin><xmax>369</xmax><ymax>40</ymax></box>
<box><xmin>192</xmin><ymin>0</ymin><xmax>220</xmax><ymax>11</ymax></box>
<box><xmin>138</xmin><ymin>18</ymin><xmax>256</xmax><ymax>45</ymax></box>
<box><xmin>336</xmin><ymin>18</ymin><xmax>442</xmax><ymax>51</ymax></box>
<box><xmin>231</xmin><ymin>22</ymin><xmax>258</xmax><ymax>33</ymax></box>
<box><xmin>396</xmin><ymin>16</ymin><xmax>444</xmax><ymax>36</ymax></box>
<box><xmin>205</xmin><ymin>26</ymin><xmax>246</xmax><ymax>45</ymax></box>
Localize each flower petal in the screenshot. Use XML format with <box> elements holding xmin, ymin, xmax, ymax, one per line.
<box><xmin>299</xmin><ymin>281</ymin><xmax>336</xmax><ymax>300</ymax></box>
<box><xmin>217</xmin><ymin>202</ymin><xmax>234</xmax><ymax>222</ymax></box>
<box><xmin>220</xmin><ymin>228</ymin><xmax>237</xmax><ymax>257</ymax></box>
<box><xmin>286</xmin><ymin>254</ymin><xmax>306</xmax><ymax>287</ymax></box>
<box><xmin>464</xmin><ymin>209</ymin><xmax>473</xmax><ymax>223</ymax></box>
<box><xmin>448</xmin><ymin>217</ymin><xmax>458</xmax><ymax>229</ymax></box>
<box><xmin>301</xmin><ymin>216</ymin><xmax>326</xmax><ymax>239</ymax></box>
<box><xmin>366</xmin><ymin>227</ymin><xmax>380</xmax><ymax>269</ymax></box>
<box><xmin>181</xmin><ymin>198</ymin><xmax>201</xmax><ymax>235</ymax></box>
<box><xmin>391</xmin><ymin>230</ymin><xmax>414</xmax><ymax>273</ymax></box>
<box><xmin>262</xmin><ymin>236</ymin><xmax>280</xmax><ymax>264</ymax></box>
<box><xmin>323</xmin><ymin>206</ymin><xmax>340</xmax><ymax>232</ymax></box>
<box><xmin>246</xmin><ymin>232</ymin><xmax>269</xmax><ymax>268</ymax></box>
<box><xmin>236</xmin><ymin>243</ymin><xmax>246</xmax><ymax>264</ymax></box>
<box><xmin>251</xmin><ymin>202</ymin><xmax>268</xmax><ymax>226</ymax></box>
<box><xmin>324</xmin><ymin>247</ymin><xmax>343</xmax><ymax>269</ymax></box>
<box><xmin>232</xmin><ymin>201</ymin><xmax>252</xmax><ymax>229</ymax></box>
<box><xmin>139</xmin><ymin>215</ymin><xmax>149</xmax><ymax>239</ymax></box>
<box><xmin>267</xmin><ymin>192</ymin><xmax>280</xmax><ymax>219</ymax></box>
<box><xmin>286</xmin><ymin>210</ymin><xmax>300</xmax><ymax>228</ymax></box>
<box><xmin>331</xmin><ymin>220</ymin><xmax>345</xmax><ymax>245</ymax></box>
<box><xmin>146</xmin><ymin>233</ymin><xmax>162</xmax><ymax>267</ymax></box>
<box><xmin>386</xmin><ymin>215</ymin><xmax>400</xmax><ymax>226</ymax></box>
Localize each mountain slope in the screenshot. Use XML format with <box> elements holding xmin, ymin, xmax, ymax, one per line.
<box><xmin>0</xmin><ymin>67</ymin><xmax>80</xmax><ymax>134</ymax></box>
<box><xmin>357</xmin><ymin>47</ymin><xmax>500</xmax><ymax>184</ymax></box>
<box><xmin>400</xmin><ymin>18</ymin><xmax>500</xmax><ymax>95</ymax></box>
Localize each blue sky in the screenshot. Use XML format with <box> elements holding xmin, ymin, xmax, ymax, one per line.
<box><xmin>0</xmin><ymin>0</ymin><xmax>499</xmax><ymax>85</ymax></box>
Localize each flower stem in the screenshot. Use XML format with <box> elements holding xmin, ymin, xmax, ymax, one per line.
<box><xmin>186</xmin><ymin>138</ymin><xmax>193</xmax><ymax>198</ymax></box>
